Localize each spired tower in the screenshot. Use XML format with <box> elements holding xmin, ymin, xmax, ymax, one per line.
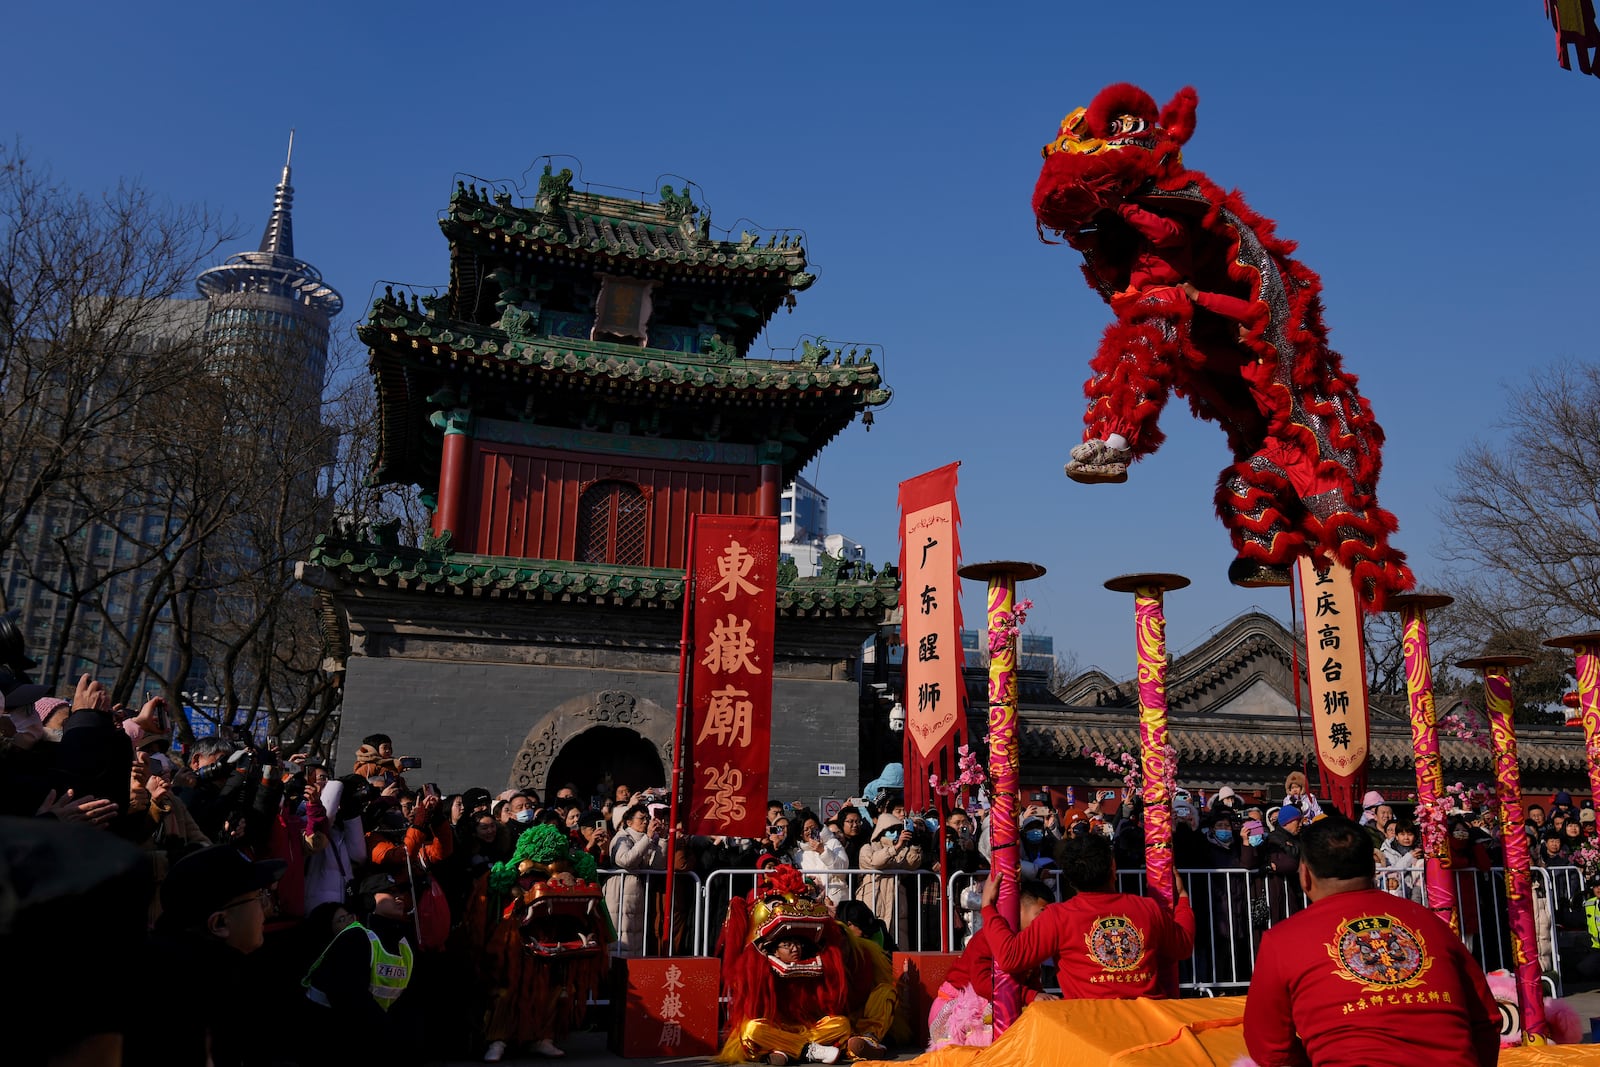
<box><xmin>188</xmin><ymin>137</ymin><xmax>343</xmax><ymax>702</ymax></box>
<box><xmin>196</xmin><ymin>133</ymin><xmax>343</xmax><ymax>401</ymax></box>
<box><xmin>302</xmin><ymin>167</ymin><xmax>896</xmax><ymax>802</ymax></box>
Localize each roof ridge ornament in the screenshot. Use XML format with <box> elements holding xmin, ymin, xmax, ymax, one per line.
<box><xmin>536</xmin><ymin>164</ymin><xmax>574</xmax><ymax>212</ymax></box>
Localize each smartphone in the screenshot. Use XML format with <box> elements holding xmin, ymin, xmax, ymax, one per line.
<box><xmin>422</xmin><ymin>782</ymin><xmax>442</xmax><ymax>800</ymax></box>
<box><xmin>648</xmin><ymin>803</ymin><xmax>668</xmax><ymax>821</ymax></box>
<box><xmin>399</xmin><ymin>756</ymin><xmax>423</xmax><ymax>770</ymax></box>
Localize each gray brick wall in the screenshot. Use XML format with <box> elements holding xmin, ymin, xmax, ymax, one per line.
<box><xmin>337</xmin><ymin>656</ymin><xmax>862</xmax><ymax>805</ymax></box>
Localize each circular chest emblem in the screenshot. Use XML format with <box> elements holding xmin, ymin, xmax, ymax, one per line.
<box><xmin>1330</xmin><ymin>914</ymin><xmax>1432</xmax><ymax>990</ymax></box>
<box><xmin>1085</xmin><ymin>915</ymin><xmax>1146</xmax><ymax>971</ymax></box>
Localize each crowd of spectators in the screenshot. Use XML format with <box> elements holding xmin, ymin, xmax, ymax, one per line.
<box><xmin>6</xmin><ymin>668</ymin><xmax>1600</xmax><ymax>1064</ymax></box>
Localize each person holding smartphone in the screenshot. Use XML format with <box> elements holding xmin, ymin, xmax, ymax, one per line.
<box><xmin>352</xmin><ymin>732</ymin><xmax>415</xmax><ymax>789</ymax></box>
<box><xmin>856</xmin><ymin>812</ymin><xmax>926</xmax><ymax>950</ymax></box>
<box><xmin>794</xmin><ymin>813</ymin><xmax>848</xmax><ymax>907</ymax></box>
<box><xmin>604</xmin><ymin>803</ymin><xmax>665</xmax><ymax>957</ymax></box>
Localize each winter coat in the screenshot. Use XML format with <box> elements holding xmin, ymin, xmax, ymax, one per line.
<box><xmin>795</xmin><ymin>828</ymin><xmax>850</xmax><ymax>906</ymax></box>
<box><xmin>856</xmin><ymin>813</ymin><xmax>925</xmax><ymax>949</ymax></box>
<box><xmin>603</xmin><ymin>824</ymin><xmax>664</xmax><ymax>957</ymax></box>
<box><xmin>305</xmin><ymin>780</ymin><xmax>370</xmax><ymax>912</ymax></box>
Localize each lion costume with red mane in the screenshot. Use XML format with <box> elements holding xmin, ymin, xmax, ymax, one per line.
<box><xmin>716</xmin><ymin>864</ymin><xmax>896</xmax><ymax>1064</ymax></box>
<box><xmin>1037</xmin><ymin>83</ymin><xmax>1413</xmax><ymax>608</ymax></box>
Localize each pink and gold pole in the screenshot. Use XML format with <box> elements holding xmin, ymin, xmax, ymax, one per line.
<box><xmin>959</xmin><ymin>560</ymin><xmax>1045</xmax><ymax>1037</ymax></box>
<box><xmin>1386</xmin><ymin>593</ymin><xmax>1458</xmax><ymax>934</ymax></box>
<box><xmin>1542</xmin><ymin>631</ymin><xmax>1600</xmax><ymax>810</ymax></box>
<box><xmin>1105</xmin><ymin>572</ymin><xmax>1190</xmax><ymax>999</ymax></box>
<box><xmin>1458</xmin><ymin>653</ymin><xmax>1546</xmax><ymax>1040</ymax></box>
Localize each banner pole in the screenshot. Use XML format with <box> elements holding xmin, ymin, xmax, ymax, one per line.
<box><xmin>1386</xmin><ymin>593</ymin><xmax>1458</xmax><ymax>934</ymax></box>
<box><xmin>1459</xmin><ymin>652</ymin><xmax>1546</xmax><ymax>1039</ymax></box>
<box><xmin>1105</xmin><ymin>572</ymin><xmax>1189</xmax><ymax>999</ymax></box>
<box><xmin>957</xmin><ymin>560</ymin><xmax>1044</xmax><ymax>1038</ymax></box>
<box><xmin>663</xmin><ymin>517</ymin><xmax>698</xmax><ymax>956</ymax></box>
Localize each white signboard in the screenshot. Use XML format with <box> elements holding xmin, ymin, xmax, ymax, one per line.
<box><xmin>817</xmin><ymin>762</ymin><xmax>847</xmax><ymax>777</ymax></box>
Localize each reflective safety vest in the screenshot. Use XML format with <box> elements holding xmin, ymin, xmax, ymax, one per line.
<box><xmin>1586</xmin><ymin>897</ymin><xmax>1600</xmax><ymax>950</ymax></box>
<box><xmin>304</xmin><ymin>922</ymin><xmax>414</xmax><ymax>1011</ymax></box>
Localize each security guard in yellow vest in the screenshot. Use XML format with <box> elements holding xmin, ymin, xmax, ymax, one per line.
<box><xmin>1580</xmin><ymin>882</ymin><xmax>1600</xmax><ymax>981</ymax></box>
<box><xmin>304</xmin><ymin>869</ymin><xmax>422</xmax><ymax>1060</ymax></box>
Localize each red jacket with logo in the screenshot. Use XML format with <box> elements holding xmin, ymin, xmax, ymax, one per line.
<box><xmin>981</xmin><ymin>890</ymin><xmax>1194</xmax><ymax>999</ymax></box>
<box><xmin>1243</xmin><ymin>888</ymin><xmax>1499</xmax><ymax>1066</ymax></box>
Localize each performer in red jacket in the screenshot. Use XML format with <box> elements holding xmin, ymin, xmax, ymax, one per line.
<box><xmin>980</xmin><ymin>834</ymin><xmax>1193</xmax><ymax>999</ymax></box>
<box><xmin>1243</xmin><ymin>817</ymin><xmax>1499</xmax><ymax>1067</ymax></box>
<box><xmin>928</xmin><ymin>880</ymin><xmax>1058</xmax><ymax>1048</ymax></box>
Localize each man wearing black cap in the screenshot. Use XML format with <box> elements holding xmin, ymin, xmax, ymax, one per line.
<box><xmin>126</xmin><ymin>844</ymin><xmax>286</xmax><ymax>1065</ymax></box>
<box><xmin>303</xmin><ymin>868</ymin><xmax>420</xmax><ymax>1061</ymax></box>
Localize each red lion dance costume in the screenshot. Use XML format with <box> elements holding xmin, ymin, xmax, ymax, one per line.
<box><xmin>1038</xmin><ymin>83</ymin><xmax>1413</xmax><ymax>607</ymax></box>
<box><xmin>717</xmin><ymin>865</ymin><xmax>896</xmax><ymax>1065</ymax></box>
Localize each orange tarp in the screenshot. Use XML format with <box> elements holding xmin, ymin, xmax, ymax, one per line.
<box><xmin>903</xmin><ymin>996</ymin><xmax>1600</xmax><ymax>1065</ymax></box>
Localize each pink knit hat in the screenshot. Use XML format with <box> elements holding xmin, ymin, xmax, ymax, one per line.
<box><xmin>33</xmin><ymin>696</ymin><xmax>70</xmax><ymax>723</ymax></box>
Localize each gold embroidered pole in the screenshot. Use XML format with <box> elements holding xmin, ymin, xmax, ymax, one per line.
<box><xmin>1457</xmin><ymin>653</ymin><xmax>1545</xmax><ymax>1040</ymax></box>
<box><xmin>1104</xmin><ymin>571</ymin><xmax>1189</xmax><ymax>998</ymax></box>
<box><xmin>958</xmin><ymin>560</ymin><xmax>1045</xmax><ymax>1037</ymax></box>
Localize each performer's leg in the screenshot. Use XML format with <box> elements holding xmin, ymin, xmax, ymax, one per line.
<box><xmin>739</xmin><ymin>1019</ymin><xmax>809</xmax><ymax>1063</ymax></box>
<box><xmin>1067</xmin><ymin>289</ymin><xmax>1190</xmax><ymax>484</ymax></box>
<box><xmin>1215</xmin><ymin>456</ymin><xmax>1303</xmax><ymax>588</ymax></box>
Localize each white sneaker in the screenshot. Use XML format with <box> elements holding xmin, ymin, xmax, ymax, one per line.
<box><xmin>483</xmin><ymin>1040</ymin><xmax>507</xmax><ymax>1063</ymax></box>
<box><xmin>533</xmin><ymin>1039</ymin><xmax>565</xmax><ymax>1058</ymax></box>
<box><xmin>804</xmin><ymin>1043</ymin><xmax>841</xmax><ymax>1064</ymax></box>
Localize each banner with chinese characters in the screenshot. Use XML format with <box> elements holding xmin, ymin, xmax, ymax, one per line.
<box><xmin>685</xmin><ymin>514</ymin><xmax>777</xmax><ymax>839</ymax></box>
<box><xmin>1296</xmin><ymin>557</ymin><xmax>1371</xmax><ymax>814</ymax></box>
<box><xmin>898</xmin><ymin>462</ymin><xmax>964</xmax><ymax>812</ymax></box>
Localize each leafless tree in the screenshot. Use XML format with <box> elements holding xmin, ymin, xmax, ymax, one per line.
<box><xmin>1436</xmin><ymin>359</ymin><xmax>1600</xmax><ymax>721</ymax></box>
<box><xmin>0</xmin><ymin>143</ymin><xmax>231</xmax><ymax>564</ymax></box>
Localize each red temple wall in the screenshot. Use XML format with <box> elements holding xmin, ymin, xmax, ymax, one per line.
<box><xmin>463</xmin><ymin>440</ymin><xmax>759</xmax><ymax>567</ymax></box>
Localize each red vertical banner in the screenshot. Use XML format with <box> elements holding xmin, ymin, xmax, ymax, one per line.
<box><xmin>1295</xmin><ymin>557</ymin><xmax>1371</xmax><ymax>816</ymax></box>
<box><xmin>898</xmin><ymin>462</ymin><xmax>964</xmax><ymax>812</ymax></box>
<box><xmin>684</xmin><ymin>514</ymin><xmax>777</xmax><ymax>840</ymax></box>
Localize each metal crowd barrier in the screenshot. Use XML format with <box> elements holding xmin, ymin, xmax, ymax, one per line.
<box><xmin>593</xmin><ymin>867</ymin><xmax>705</xmax><ymax>959</ymax></box>
<box><xmin>937</xmin><ymin>864</ymin><xmax>1586</xmax><ymax>997</ymax></box>
<box><xmin>595</xmin><ymin>861</ymin><xmax>1586</xmax><ymax>1000</ymax></box>
<box><xmin>699</xmin><ymin>867</ymin><xmax>946</xmax><ymax>955</ymax></box>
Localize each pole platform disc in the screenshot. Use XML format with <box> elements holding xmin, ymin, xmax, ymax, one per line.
<box><xmin>1544</xmin><ymin>631</ymin><xmax>1600</xmax><ymax>650</ymax></box>
<box><xmin>958</xmin><ymin>560</ymin><xmax>1047</xmax><ymax>582</ymax></box>
<box><xmin>1104</xmin><ymin>572</ymin><xmax>1190</xmax><ymax>594</ymax></box>
<box><xmin>1456</xmin><ymin>654</ymin><xmax>1536</xmax><ymax>671</ymax></box>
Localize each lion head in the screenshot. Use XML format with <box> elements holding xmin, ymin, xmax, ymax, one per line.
<box><xmin>745</xmin><ymin>864</ymin><xmax>835</xmax><ymax>979</ymax></box>
<box><xmin>1033</xmin><ymin>83</ymin><xmax>1198</xmax><ymax>237</ymax></box>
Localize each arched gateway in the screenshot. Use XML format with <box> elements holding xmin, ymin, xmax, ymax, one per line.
<box><xmin>507</xmin><ymin>689</ymin><xmax>673</xmax><ymax>801</ymax></box>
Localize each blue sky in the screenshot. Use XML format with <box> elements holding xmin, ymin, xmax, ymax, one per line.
<box><xmin>6</xmin><ymin>3</ymin><xmax>1596</xmax><ymax>680</ymax></box>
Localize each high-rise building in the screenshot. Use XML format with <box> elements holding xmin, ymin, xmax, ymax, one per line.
<box><xmin>196</xmin><ymin>134</ymin><xmax>342</xmax><ymax>401</ymax></box>
<box><xmin>780</xmin><ymin>474</ymin><xmax>867</xmax><ymax>578</ymax></box>
<box><xmin>2</xmin><ymin>140</ymin><xmax>340</xmax><ymax>707</ymax></box>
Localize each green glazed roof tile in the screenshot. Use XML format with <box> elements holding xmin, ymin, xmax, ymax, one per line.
<box><xmin>361</xmin><ymin>298</ymin><xmax>887</xmax><ymax>401</ymax></box>
<box><xmin>307</xmin><ymin>535</ymin><xmax>899</xmax><ymax>617</ymax></box>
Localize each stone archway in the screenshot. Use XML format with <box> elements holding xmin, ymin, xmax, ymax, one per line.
<box><xmin>546</xmin><ymin>726</ymin><xmax>665</xmax><ymax>807</ymax></box>
<box><xmin>507</xmin><ymin>689</ymin><xmax>673</xmax><ymax>797</ymax></box>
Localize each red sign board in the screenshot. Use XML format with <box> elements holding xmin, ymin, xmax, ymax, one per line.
<box><xmin>685</xmin><ymin>515</ymin><xmax>777</xmax><ymax>840</ymax></box>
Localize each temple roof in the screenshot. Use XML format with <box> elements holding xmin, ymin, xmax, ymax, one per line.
<box><xmin>1015</xmin><ymin>707</ymin><xmax>1586</xmax><ymax>779</ymax></box>
<box><xmin>361</xmin><ymin>294</ymin><xmax>888</xmax><ymax>487</ymax></box>
<box><xmin>444</xmin><ymin>181</ymin><xmax>813</xmax><ymax>284</ymax></box>
<box><xmin>304</xmin><ymin>534</ymin><xmax>899</xmax><ymax>618</ymax></box>
<box><xmin>441</xmin><ymin>176</ymin><xmax>812</xmax><ymax>354</ymax></box>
